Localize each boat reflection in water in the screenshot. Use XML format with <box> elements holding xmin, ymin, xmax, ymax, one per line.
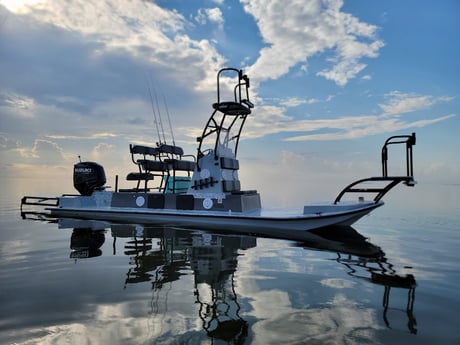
<box><xmin>57</xmin><ymin>218</ymin><xmax>417</xmax><ymax>341</ymax></box>
<box><xmin>59</xmin><ymin>219</ymin><xmax>109</xmax><ymax>260</ymax></box>
<box><xmin>70</xmin><ymin>229</ymin><xmax>105</xmax><ymax>259</ymax></box>
<box><xmin>329</xmin><ymin>247</ymin><xmax>417</xmax><ymax>334</ymax></box>
<box><xmin>110</xmin><ymin>224</ymin><xmax>253</xmax><ymax>343</ymax></box>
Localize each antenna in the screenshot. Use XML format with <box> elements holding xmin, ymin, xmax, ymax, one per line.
<box><xmin>163</xmin><ymin>94</ymin><xmax>176</xmax><ymax>146</ymax></box>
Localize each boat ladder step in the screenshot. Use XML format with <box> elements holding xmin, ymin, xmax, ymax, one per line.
<box><xmin>20</xmin><ymin>196</ymin><xmax>59</xmax><ymax>219</ymax></box>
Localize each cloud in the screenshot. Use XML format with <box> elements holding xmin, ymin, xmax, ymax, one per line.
<box><xmin>0</xmin><ymin>88</ymin><xmax>122</xmax><ymax>142</ymax></box>
<box><xmin>18</xmin><ymin>139</ymin><xmax>67</xmax><ymax>164</ymax></box>
<box><xmin>1</xmin><ymin>1</ymin><xmax>226</xmax><ymax>167</ymax></box>
<box><xmin>379</xmin><ymin>91</ymin><xmax>453</xmax><ymax>115</ymax></box>
<box><xmin>0</xmin><ymin>91</ymin><xmax>36</xmax><ymax>117</ymax></box>
<box><xmin>0</xmin><ymin>134</ymin><xmax>20</xmax><ymax>151</ymax></box>
<box><xmin>91</xmin><ymin>142</ymin><xmax>116</xmax><ymax>163</ymax></box>
<box><xmin>2</xmin><ymin>0</ymin><xmax>225</xmax><ymax>92</ymax></box>
<box><xmin>241</xmin><ymin>0</ymin><xmax>384</xmax><ymax>85</ymax></box>
<box><xmin>243</xmin><ymin>91</ymin><xmax>455</xmax><ymax>141</ymax></box>
<box><xmin>46</xmin><ymin>133</ymin><xmax>117</xmax><ymax>140</ymax></box>
<box><xmin>1</xmin><ymin>0</ymin><xmax>45</xmax><ymax>12</ymax></box>
<box><xmin>1</xmin><ymin>0</ymin><xmax>457</xmax><ymax>186</ymax></box>
<box><xmin>206</xmin><ymin>7</ymin><xmax>224</xmax><ymax>26</ymax></box>
<box><xmin>270</xmin><ymin>93</ymin><xmax>338</xmax><ymax>109</ymax></box>
<box><xmin>0</xmin><ymin>90</ymin><xmax>35</xmax><ymax>109</ymax></box>
<box><xmin>283</xmin><ymin>114</ymin><xmax>455</xmax><ymax>141</ymax></box>
<box><xmin>279</xmin><ymin>97</ymin><xmax>320</xmax><ymax>107</ymax></box>
<box><xmin>196</xmin><ymin>7</ymin><xmax>224</xmax><ymax>30</ymax></box>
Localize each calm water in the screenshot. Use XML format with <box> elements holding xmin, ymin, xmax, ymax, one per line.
<box><xmin>1</xmin><ymin>181</ymin><xmax>459</xmax><ymax>344</ymax></box>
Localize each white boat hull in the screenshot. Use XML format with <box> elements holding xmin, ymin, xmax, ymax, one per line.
<box><xmin>49</xmin><ymin>196</ymin><xmax>382</xmax><ymax>232</ymax></box>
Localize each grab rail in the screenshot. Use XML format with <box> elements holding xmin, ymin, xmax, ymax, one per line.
<box><xmin>382</xmin><ymin>133</ymin><xmax>416</xmax><ymax>178</ymax></box>
<box><xmin>334</xmin><ymin>133</ymin><xmax>416</xmax><ymax>204</ymax></box>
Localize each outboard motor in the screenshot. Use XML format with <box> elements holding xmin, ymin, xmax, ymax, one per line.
<box><xmin>73</xmin><ymin>161</ymin><xmax>106</xmax><ymax>196</ymax></box>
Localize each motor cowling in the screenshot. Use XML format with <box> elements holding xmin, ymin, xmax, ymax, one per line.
<box><xmin>73</xmin><ymin>161</ymin><xmax>106</xmax><ymax>196</ymax></box>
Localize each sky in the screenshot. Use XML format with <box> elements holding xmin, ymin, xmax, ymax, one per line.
<box><xmin>0</xmin><ymin>0</ymin><xmax>459</xmax><ymax>204</ymax></box>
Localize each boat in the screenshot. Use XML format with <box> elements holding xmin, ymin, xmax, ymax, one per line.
<box><xmin>21</xmin><ymin>67</ymin><xmax>417</xmax><ymax>232</ymax></box>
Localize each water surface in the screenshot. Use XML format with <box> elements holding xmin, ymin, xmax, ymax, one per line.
<box><xmin>1</xmin><ymin>182</ymin><xmax>459</xmax><ymax>344</ymax></box>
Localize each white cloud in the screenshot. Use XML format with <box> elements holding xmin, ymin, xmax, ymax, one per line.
<box><xmin>283</xmin><ymin>114</ymin><xmax>455</xmax><ymax>141</ymax></box>
<box><xmin>316</xmin><ymin>59</ymin><xmax>367</xmax><ymax>86</ymax></box>
<box><xmin>243</xmin><ymin>91</ymin><xmax>455</xmax><ymax>141</ymax></box>
<box><xmin>18</xmin><ymin>139</ymin><xmax>67</xmax><ymax>164</ymax></box>
<box><xmin>195</xmin><ymin>8</ymin><xmax>207</xmax><ymax>25</ymax></box>
<box><xmin>46</xmin><ymin>133</ymin><xmax>117</xmax><ymax>140</ymax></box>
<box><xmin>206</xmin><ymin>7</ymin><xmax>224</xmax><ymax>25</ymax></box>
<box><xmin>379</xmin><ymin>91</ymin><xmax>453</xmax><ymax>115</ymax></box>
<box><xmin>196</xmin><ymin>7</ymin><xmax>224</xmax><ymax>29</ymax></box>
<box><xmin>0</xmin><ymin>90</ymin><xmax>36</xmax><ymax>117</ymax></box>
<box><xmin>242</xmin><ymin>0</ymin><xmax>384</xmax><ymax>85</ymax></box>
<box><xmin>4</xmin><ymin>0</ymin><xmax>225</xmax><ymax>91</ymax></box>
<box><xmin>91</xmin><ymin>142</ymin><xmax>116</xmax><ymax>162</ymax></box>
<box><xmin>1</xmin><ymin>0</ymin><xmax>45</xmax><ymax>12</ymax></box>
<box><xmin>279</xmin><ymin>97</ymin><xmax>319</xmax><ymax>107</ymax></box>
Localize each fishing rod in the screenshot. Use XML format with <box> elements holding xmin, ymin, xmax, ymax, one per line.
<box><xmin>146</xmin><ymin>74</ymin><xmax>176</xmax><ymax>147</ymax></box>
<box><xmin>146</xmin><ymin>76</ymin><xmax>163</xmax><ymax>145</ymax></box>
<box><xmin>151</xmin><ymin>82</ymin><xmax>167</xmax><ymax>145</ymax></box>
<box><xmin>162</xmin><ymin>93</ymin><xmax>176</xmax><ymax>147</ymax></box>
